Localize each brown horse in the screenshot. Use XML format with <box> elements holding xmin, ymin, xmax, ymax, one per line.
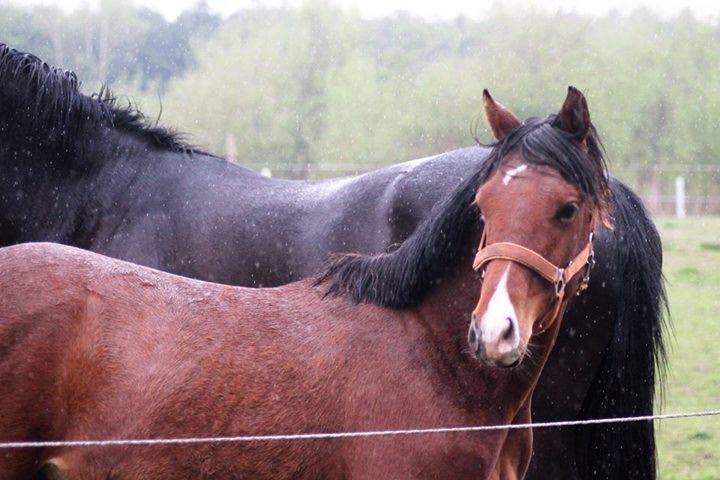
<box><xmin>0</xmin><ymin>87</ymin><xmax>608</xmax><ymax>479</ymax></box>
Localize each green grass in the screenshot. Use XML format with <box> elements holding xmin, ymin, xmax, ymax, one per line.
<box><xmin>656</xmin><ymin>217</ymin><xmax>720</xmax><ymax>479</ymax></box>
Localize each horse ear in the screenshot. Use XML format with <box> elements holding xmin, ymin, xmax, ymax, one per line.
<box><xmin>483</xmin><ymin>89</ymin><xmax>521</xmax><ymax>141</ymax></box>
<box><xmin>558</xmin><ymin>86</ymin><xmax>591</xmax><ymax>143</ymax></box>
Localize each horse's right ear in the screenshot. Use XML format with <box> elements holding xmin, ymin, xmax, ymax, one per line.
<box><xmin>483</xmin><ymin>89</ymin><xmax>521</xmax><ymax>141</ymax></box>
<box><xmin>557</xmin><ymin>86</ymin><xmax>591</xmax><ymax>143</ymax></box>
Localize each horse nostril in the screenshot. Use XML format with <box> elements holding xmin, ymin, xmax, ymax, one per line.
<box><xmin>468</xmin><ymin>326</ymin><xmax>477</xmax><ymax>346</ymax></box>
<box><xmin>502</xmin><ymin>317</ymin><xmax>515</xmax><ymax>341</ymax></box>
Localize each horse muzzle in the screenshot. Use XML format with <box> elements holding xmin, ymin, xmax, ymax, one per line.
<box><xmin>468</xmin><ymin>316</ymin><xmax>522</xmax><ymax>368</ymax></box>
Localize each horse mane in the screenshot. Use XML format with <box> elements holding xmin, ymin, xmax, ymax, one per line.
<box><xmin>0</xmin><ymin>44</ymin><xmax>193</xmax><ymax>155</ymax></box>
<box><xmin>317</xmin><ymin>115</ymin><xmax>610</xmax><ymax>308</ymax></box>
<box><xmin>574</xmin><ymin>178</ymin><xmax>668</xmax><ymax>478</ymax></box>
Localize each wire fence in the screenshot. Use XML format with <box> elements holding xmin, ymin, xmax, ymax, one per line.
<box><xmin>2</xmin><ymin>409</ymin><xmax>719</xmax><ymax>449</ymax></box>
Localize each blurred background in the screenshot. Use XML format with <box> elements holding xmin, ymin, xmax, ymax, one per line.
<box><xmin>3</xmin><ymin>0</ymin><xmax>720</xmax><ymax>214</ymax></box>
<box><xmin>2</xmin><ymin>1</ymin><xmax>719</xmax><ymax>478</ymax></box>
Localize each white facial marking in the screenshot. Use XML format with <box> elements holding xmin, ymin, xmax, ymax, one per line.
<box><xmin>481</xmin><ymin>267</ymin><xmax>520</xmax><ymax>353</ymax></box>
<box><xmin>503</xmin><ymin>164</ymin><xmax>527</xmax><ymax>186</ymax></box>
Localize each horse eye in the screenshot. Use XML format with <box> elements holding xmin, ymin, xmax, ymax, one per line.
<box><xmin>556</xmin><ymin>202</ymin><xmax>579</xmax><ymax>222</ymax></box>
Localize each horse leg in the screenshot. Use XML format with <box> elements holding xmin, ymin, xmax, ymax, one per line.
<box><xmin>490</xmin><ymin>400</ymin><xmax>533</xmax><ymax>480</ymax></box>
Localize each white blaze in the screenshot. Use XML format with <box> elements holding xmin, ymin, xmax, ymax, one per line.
<box><xmin>503</xmin><ymin>164</ymin><xmax>528</xmax><ymax>185</ymax></box>
<box><xmin>480</xmin><ymin>267</ymin><xmax>520</xmax><ymax>352</ymax></box>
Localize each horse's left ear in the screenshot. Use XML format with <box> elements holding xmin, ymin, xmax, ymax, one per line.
<box><xmin>483</xmin><ymin>89</ymin><xmax>521</xmax><ymax>141</ymax></box>
<box><xmin>558</xmin><ymin>86</ymin><xmax>591</xmax><ymax>144</ymax></box>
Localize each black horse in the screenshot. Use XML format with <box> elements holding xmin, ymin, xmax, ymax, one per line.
<box><xmin>0</xmin><ymin>44</ymin><xmax>666</xmax><ymax>479</ymax></box>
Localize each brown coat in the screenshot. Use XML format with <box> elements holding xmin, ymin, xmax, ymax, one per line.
<box><xmin>0</xmin><ymin>242</ymin><xmax>547</xmax><ymax>479</ymax></box>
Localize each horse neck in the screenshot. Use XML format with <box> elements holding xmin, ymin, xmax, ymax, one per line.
<box><xmin>0</xmin><ymin>127</ymin><xmax>160</xmax><ymax>247</ymax></box>
<box><xmin>411</xmin><ymin>247</ymin><xmax>563</xmax><ymax>422</ymax></box>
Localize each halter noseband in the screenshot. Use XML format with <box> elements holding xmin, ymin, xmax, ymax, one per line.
<box><xmin>472</xmin><ymin>228</ymin><xmax>595</xmax><ymax>334</ymax></box>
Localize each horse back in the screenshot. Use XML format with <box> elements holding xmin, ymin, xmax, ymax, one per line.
<box><xmin>291</xmin><ymin>147</ymin><xmax>484</xmax><ymax>276</ymax></box>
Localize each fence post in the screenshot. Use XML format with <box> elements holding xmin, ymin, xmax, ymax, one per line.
<box><xmin>675</xmin><ymin>176</ymin><xmax>686</xmax><ymax>218</ymax></box>
<box><xmin>225</xmin><ymin>133</ymin><xmax>237</xmax><ymax>163</ymax></box>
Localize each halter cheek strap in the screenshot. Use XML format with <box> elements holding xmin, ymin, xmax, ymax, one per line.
<box><xmin>472</xmin><ymin>229</ymin><xmax>595</xmax><ymax>335</ymax></box>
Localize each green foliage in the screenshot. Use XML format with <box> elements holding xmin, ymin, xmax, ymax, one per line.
<box><xmin>3</xmin><ymin>0</ymin><xmax>720</xmax><ymax>185</ymax></box>
<box><xmin>0</xmin><ymin>0</ymin><xmax>220</xmax><ymax>93</ymax></box>
<box><xmin>155</xmin><ymin>3</ymin><xmax>720</xmax><ymax>183</ymax></box>
<box><xmin>656</xmin><ymin>217</ymin><xmax>720</xmax><ymax>479</ymax></box>
<box><xmin>159</xmin><ymin>4</ymin><xmax>354</xmax><ymax>175</ymax></box>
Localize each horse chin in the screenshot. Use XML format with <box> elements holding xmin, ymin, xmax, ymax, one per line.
<box><xmin>479</xmin><ymin>354</ymin><xmax>521</xmax><ymax>369</ymax></box>
<box><xmin>501</xmin><ymin>357</ymin><xmax>521</xmax><ymax>369</ymax></box>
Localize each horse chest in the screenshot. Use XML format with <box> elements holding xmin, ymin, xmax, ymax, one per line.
<box><xmin>337</xmin><ymin>433</ymin><xmax>501</xmax><ymax>479</ymax></box>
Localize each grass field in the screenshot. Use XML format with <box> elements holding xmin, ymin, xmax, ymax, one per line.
<box><xmin>656</xmin><ymin>217</ymin><xmax>720</xmax><ymax>479</ymax></box>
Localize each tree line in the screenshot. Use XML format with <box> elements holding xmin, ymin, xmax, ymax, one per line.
<box><xmin>3</xmin><ymin>0</ymin><xmax>720</xmax><ymax>211</ymax></box>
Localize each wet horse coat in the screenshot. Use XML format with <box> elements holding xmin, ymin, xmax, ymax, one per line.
<box><xmin>0</xmin><ymin>44</ymin><xmax>666</xmax><ymax>479</ymax></box>
<box><xmin>0</xmin><ymin>242</ymin><xmax>535</xmax><ymax>479</ymax></box>
<box><xmin>2</xmin><ymin>90</ymin><xmax>611</xmax><ymax>478</ymax></box>
<box><xmin>0</xmin><ymin>146</ymin><xmax>600</xmax><ymax>479</ymax></box>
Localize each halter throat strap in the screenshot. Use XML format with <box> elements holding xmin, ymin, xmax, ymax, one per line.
<box><xmin>472</xmin><ymin>230</ymin><xmax>595</xmax><ymax>334</ymax></box>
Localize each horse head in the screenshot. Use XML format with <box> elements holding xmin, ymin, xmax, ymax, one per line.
<box><xmin>468</xmin><ymin>87</ymin><xmax>611</xmax><ymax>368</ymax></box>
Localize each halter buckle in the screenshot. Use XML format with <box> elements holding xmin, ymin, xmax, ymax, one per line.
<box><xmin>583</xmin><ymin>253</ymin><xmax>595</xmax><ymax>283</ymax></box>
<box><xmin>554</xmin><ymin>269</ymin><xmax>566</xmax><ymax>297</ymax></box>
<box><xmin>577</xmin><ymin>233</ymin><xmax>596</xmax><ymax>295</ymax></box>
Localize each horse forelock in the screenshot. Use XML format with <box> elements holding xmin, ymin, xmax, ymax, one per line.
<box><xmin>0</xmin><ymin>44</ymin><xmax>194</xmax><ymax>158</ymax></box>
<box><xmin>480</xmin><ymin>115</ymin><xmax>611</xmax><ymax>224</ymax></box>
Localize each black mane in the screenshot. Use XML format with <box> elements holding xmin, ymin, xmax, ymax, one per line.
<box><xmin>317</xmin><ymin>115</ymin><xmax>610</xmax><ymax>307</ymax></box>
<box><xmin>0</xmin><ymin>44</ymin><xmax>193</xmax><ymax>156</ymax></box>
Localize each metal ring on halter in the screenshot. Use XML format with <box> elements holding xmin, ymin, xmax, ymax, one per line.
<box><xmin>582</xmin><ymin>253</ymin><xmax>595</xmax><ymax>285</ymax></box>
<box><xmin>578</xmin><ymin>232</ymin><xmax>595</xmax><ymax>293</ymax></box>
<box><xmin>554</xmin><ymin>269</ymin><xmax>566</xmax><ymax>297</ymax></box>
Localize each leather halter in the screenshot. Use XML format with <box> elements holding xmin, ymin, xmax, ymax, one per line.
<box><xmin>472</xmin><ymin>228</ymin><xmax>595</xmax><ymax>334</ymax></box>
